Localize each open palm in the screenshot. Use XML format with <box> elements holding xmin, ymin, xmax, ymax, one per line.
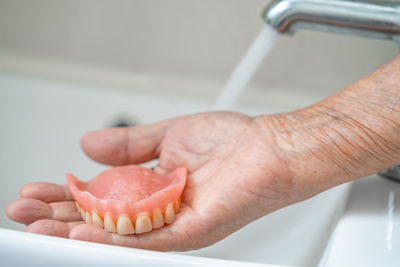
<box><xmin>6</xmin><ymin>112</ymin><xmax>294</xmax><ymax>251</ymax></box>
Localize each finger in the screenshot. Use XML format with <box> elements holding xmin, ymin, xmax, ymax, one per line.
<box><xmin>153</xmin><ymin>165</ymin><xmax>170</xmax><ymax>175</ymax></box>
<box><xmin>25</xmin><ymin>219</ymin><xmax>84</xmax><ymax>238</ymax></box>
<box><xmin>69</xmin><ymin>224</ymin><xmax>181</xmax><ymax>251</ymax></box>
<box><xmin>19</xmin><ymin>182</ymin><xmax>73</xmax><ymax>203</ymax></box>
<box><xmin>6</xmin><ymin>198</ymin><xmax>81</xmax><ymax>225</ymax></box>
<box><xmin>69</xmin><ymin>206</ymin><xmax>201</xmax><ymax>251</ymax></box>
<box><xmin>81</xmin><ymin>119</ymin><xmax>176</xmax><ymax>166</ymax></box>
<box><xmin>49</xmin><ymin>201</ymin><xmax>83</xmax><ymax>222</ymax></box>
<box><xmin>6</xmin><ymin>198</ymin><xmax>52</xmax><ymax>225</ymax></box>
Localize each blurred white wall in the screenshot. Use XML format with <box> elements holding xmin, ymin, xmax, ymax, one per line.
<box><xmin>0</xmin><ymin>0</ymin><xmax>398</xmax><ymax>101</ymax></box>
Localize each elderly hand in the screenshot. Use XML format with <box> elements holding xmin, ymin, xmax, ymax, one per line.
<box><xmin>6</xmin><ymin>55</ymin><xmax>400</xmax><ymax>251</ymax></box>
<box><xmin>6</xmin><ymin>111</ymin><xmax>296</xmax><ymax>251</ymax></box>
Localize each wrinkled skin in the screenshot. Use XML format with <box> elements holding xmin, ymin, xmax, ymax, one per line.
<box><xmin>6</xmin><ymin>112</ymin><xmax>296</xmax><ymax>251</ymax></box>
<box><xmin>6</xmin><ymin>55</ymin><xmax>400</xmax><ymax>251</ymax></box>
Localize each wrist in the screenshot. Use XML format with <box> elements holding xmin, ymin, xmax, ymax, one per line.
<box><xmin>253</xmin><ymin>56</ymin><xmax>400</xmax><ymax>200</ymax></box>
<box><xmin>254</xmin><ymin>103</ymin><xmax>398</xmax><ymax>199</ymax></box>
<box><xmin>254</xmin><ymin>56</ymin><xmax>400</xmax><ymax>198</ymax></box>
<box><xmin>253</xmin><ymin>111</ymin><xmax>333</xmax><ymax>200</ymax></box>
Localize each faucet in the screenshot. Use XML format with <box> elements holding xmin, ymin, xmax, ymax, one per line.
<box><xmin>262</xmin><ymin>0</ymin><xmax>400</xmax><ymax>42</ymax></box>
<box><xmin>263</xmin><ymin>0</ymin><xmax>400</xmax><ymax>181</ymax></box>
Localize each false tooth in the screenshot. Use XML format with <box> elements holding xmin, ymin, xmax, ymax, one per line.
<box><xmin>75</xmin><ymin>202</ymin><xmax>81</xmax><ymax>212</ymax></box>
<box><xmin>173</xmin><ymin>199</ymin><xmax>180</xmax><ymax>213</ymax></box>
<box><xmin>85</xmin><ymin>211</ymin><xmax>93</xmax><ymax>224</ymax></box>
<box><xmin>164</xmin><ymin>203</ymin><xmax>175</xmax><ymax>224</ymax></box>
<box><xmin>92</xmin><ymin>211</ymin><xmax>104</xmax><ymax>228</ymax></box>
<box><xmin>80</xmin><ymin>208</ymin><xmax>86</xmax><ymax>221</ymax></box>
<box><xmin>152</xmin><ymin>208</ymin><xmax>164</xmax><ymax>229</ymax></box>
<box><xmin>104</xmin><ymin>212</ymin><xmax>117</xmax><ymax>233</ymax></box>
<box><xmin>135</xmin><ymin>213</ymin><xmax>152</xmax><ymax>234</ymax></box>
<box><xmin>117</xmin><ymin>215</ymin><xmax>135</xmax><ymax>235</ymax></box>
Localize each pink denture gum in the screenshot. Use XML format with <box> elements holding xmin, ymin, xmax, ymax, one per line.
<box><xmin>66</xmin><ymin>165</ymin><xmax>187</xmax><ymax>235</ymax></box>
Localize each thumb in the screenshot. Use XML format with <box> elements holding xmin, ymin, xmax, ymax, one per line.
<box><xmin>80</xmin><ymin>119</ymin><xmax>175</xmax><ymax>166</ymax></box>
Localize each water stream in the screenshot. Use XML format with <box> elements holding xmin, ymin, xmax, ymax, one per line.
<box><xmin>214</xmin><ymin>25</ymin><xmax>279</xmax><ymax>110</ymax></box>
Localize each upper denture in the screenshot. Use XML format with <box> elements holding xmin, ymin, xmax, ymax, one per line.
<box><xmin>66</xmin><ymin>165</ymin><xmax>187</xmax><ymax>235</ymax></box>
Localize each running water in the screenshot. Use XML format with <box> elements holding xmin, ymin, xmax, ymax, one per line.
<box><xmin>214</xmin><ymin>25</ymin><xmax>279</xmax><ymax>110</ymax></box>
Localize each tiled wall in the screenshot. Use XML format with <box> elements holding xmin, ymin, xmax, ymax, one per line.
<box><xmin>0</xmin><ymin>0</ymin><xmax>398</xmax><ymax>96</ymax></box>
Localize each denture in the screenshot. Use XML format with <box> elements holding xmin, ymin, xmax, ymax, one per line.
<box><xmin>66</xmin><ymin>165</ymin><xmax>187</xmax><ymax>235</ymax></box>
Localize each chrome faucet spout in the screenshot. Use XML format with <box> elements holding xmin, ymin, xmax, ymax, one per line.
<box><xmin>263</xmin><ymin>0</ymin><xmax>400</xmax><ymax>40</ymax></box>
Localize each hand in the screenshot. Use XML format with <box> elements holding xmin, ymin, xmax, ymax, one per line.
<box><xmin>7</xmin><ymin>56</ymin><xmax>400</xmax><ymax>251</ymax></box>
<box><xmin>6</xmin><ymin>111</ymin><xmax>296</xmax><ymax>251</ymax></box>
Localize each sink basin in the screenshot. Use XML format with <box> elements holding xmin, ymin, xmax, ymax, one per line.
<box><xmin>321</xmin><ymin>175</ymin><xmax>400</xmax><ymax>267</ymax></box>
<box><xmin>0</xmin><ymin>71</ymin><xmax>385</xmax><ymax>266</ymax></box>
<box><xmin>0</xmin><ymin>228</ymin><xmax>270</xmax><ymax>267</ymax></box>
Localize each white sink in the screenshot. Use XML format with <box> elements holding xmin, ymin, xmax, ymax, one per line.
<box><xmin>1</xmin><ymin>71</ymin><xmax>395</xmax><ymax>266</ymax></box>
<box><xmin>321</xmin><ymin>175</ymin><xmax>400</xmax><ymax>267</ymax></box>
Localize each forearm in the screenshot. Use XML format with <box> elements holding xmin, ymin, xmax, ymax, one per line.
<box><xmin>257</xmin><ymin>55</ymin><xmax>400</xmax><ymax>198</ymax></box>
